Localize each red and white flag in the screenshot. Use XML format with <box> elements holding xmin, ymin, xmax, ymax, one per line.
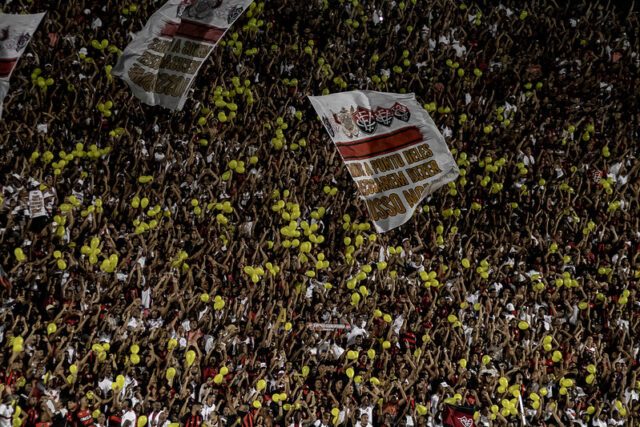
<box><xmin>309</xmin><ymin>90</ymin><xmax>459</xmax><ymax>233</ymax></box>
<box><xmin>443</xmin><ymin>404</ymin><xmax>476</xmax><ymax>427</ymax></box>
<box><xmin>0</xmin><ymin>12</ymin><xmax>45</xmax><ymax>118</ymax></box>
<box><xmin>113</xmin><ymin>0</ymin><xmax>253</xmax><ymax>110</ymax></box>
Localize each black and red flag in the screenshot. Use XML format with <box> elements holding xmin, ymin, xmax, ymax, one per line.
<box><xmin>443</xmin><ymin>404</ymin><xmax>476</xmax><ymax>427</ymax></box>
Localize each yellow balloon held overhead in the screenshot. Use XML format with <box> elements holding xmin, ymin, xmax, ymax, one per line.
<box><xmin>166</xmin><ymin>367</ymin><xmax>176</xmax><ymax>380</ymax></box>
<box><xmin>518</xmin><ymin>321</ymin><xmax>529</xmax><ymax>330</ymax></box>
<box><xmin>47</xmin><ymin>323</ymin><xmax>57</xmax><ymax>335</ymax></box>
<box><xmin>185</xmin><ymin>350</ymin><xmax>196</xmax><ymax>366</ymax></box>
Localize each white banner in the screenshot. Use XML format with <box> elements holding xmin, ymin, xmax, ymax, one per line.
<box><xmin>113</xmin><ymin>0</ymin><xmax>253</xmax><ymax>110</ymax></box>
<box><xmin>309</xmin><ymin>90</ymin><xmax>459</xmax><ymax>233</ymax></box>
<box><xmin>0</xmin><ymin>12</ymin><xmax>46</xmax><ymax>118</ymax></box>
<box><xmin>307</xmin><ymin>323</ymin><xmax>352</xmax><ymax>331</ymax></box>
<box><xmin>29</xmin><ymin>190</ymin><xmax>47</xmax><ymax>218</ymax></box>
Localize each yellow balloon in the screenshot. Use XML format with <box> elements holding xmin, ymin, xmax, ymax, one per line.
<box><xmin>214</xmin><ymin>374</ymin><xmax>223</xmax><ymax>384</ymax></box>
<box><xmin>130</xmin><ymin>354</ymin><xmax>140</xmax><ymax>365</ymax></box>
<box><xmin>518</xmin><ymin>321</ymin><xmax>529</xmax><ymax>330</ymax></box>
<box><xmin>185</xmin><ymin>350</ymin><xmax>196</xmax><ymax>366</ymax></box>
<box><xmin>256</xmin><ymin>379</ymin><xmax>266</xmax><ymax>391</ymax></box>
<box><xmin>116</xmin><ymin>375</ymin><xmax>125</xmax><ymax>387</ymax></box>
<box><xmin>220</xmin><ymin>366</ymin><xmax>229</xmax><ymax>375</ymax></box>
<box><xmin>459</xmin><ymin>359</ymin><xmax>467</xmax><ymax>368</ymax></box>
<box><xmin>346</xmin><ymin>367</ymin><xmax>354</xmax><ymax>379</ymax></box>
<box><xmin>166</xmin><ymin>367</ymin><xmax>176</xmax><ymax>380</ymax></box>
<box><xmin>69</xmin><ymin>364</ymin><xmax>78</xmax><ymax>375</ymax></box>
<box><xmin>47</xmin><ymin>323</ymin><xmax>57</xmax><ymax>335</ymax></box>
<box><xmin>137</xmin><ymin>417</ymin><xmax>148</xmax><ymax>427</ymax></box>
<box><xmin>130</xmin><ymin>344</ymin><xmax>140</xmax><ymax>354</ymax></box>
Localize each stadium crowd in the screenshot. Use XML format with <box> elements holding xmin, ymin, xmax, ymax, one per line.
<box><xmin>1</xmin><ymin>0</ymin><xmax>639</xmax><ymax>426</ymax></box>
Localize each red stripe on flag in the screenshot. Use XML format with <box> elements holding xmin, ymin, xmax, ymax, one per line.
<box><xmin>160</xmin><ymin>21</ymin><xmax>180</xmax><ymax>38</ymax></box>
<box><xmin>337</xmin><ymin>126</ymin><xmax>423</xmax><ymax>161</ymax></box>
<box><xmin>0</xmin><ymin>58</ymin><xmax>18</xmax><ymax>78</ymax></box>
<box><xmin>160</xmin><ymin>19</ymin><xmax>225</xmax><ymax>43</ymax></box>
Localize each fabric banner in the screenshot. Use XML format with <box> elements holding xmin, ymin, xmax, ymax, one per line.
<box><xmin>307</xmin><ymin>323</ymin><xmax>351</xmax><ymax>331</ymax></box>
<box><xmin>309</xmin><ymin>90</ymin><xmax>459</xmax><ymax>233</ymax></box>
<box><xmin>29</xmin><ymin>190</ymin><xmax>47</xmax><ymax>218</ymax></box>
<box><xmin>0</xmin><ymin>12</ymin><xmax>46</xmax><ymax>118</ymax></box>
<box><xmin>443</xmin><ymin>404</ymin><xmax>476</xmax><ymax>427</ymax></box>
<box><xmin>113</xmin><ymin>0</ymin><xmax>253</xmax><ymax>110</ymax></box>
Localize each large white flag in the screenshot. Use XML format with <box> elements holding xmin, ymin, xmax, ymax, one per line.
<box><xmin>309</xmin><ymin>91</ymin><xmax>459</xmax><ymax>233</ymax></box>
<box><xmin>113</xmin><ymin>0</ymin><xmax>253</xmax><ymax>110</ymax></box>
<box><xmin>0</xmin><ymin>12</ymin><xmax>45</xmax><ymax>118</ymax></box>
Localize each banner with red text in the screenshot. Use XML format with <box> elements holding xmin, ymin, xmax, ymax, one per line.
<box><xmin>0</xmin><ymin>12</ymin><xmax>46</xmax><ymax>118</ymax></box>
<box><xmin>113</xmin><ymin>0</ymin><xmax>253</xmax><ymax>110</ymax></box>
<box><xmin>309</xmin><ymin>91</ymin><xmax>459</xmax><ymax>233</ymax></box>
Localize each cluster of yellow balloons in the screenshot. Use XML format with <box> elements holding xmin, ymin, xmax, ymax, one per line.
<box><xmin>129</xmin><ymin>344</ymin><xmax>141</xmax><ymax>365</ymax></box>
<box><xmin>97</xmin><ymin>100</ymin><xmax>114</xmax><ymax>117</ymax></box>
<box><xmin>475</xmin><ymin>259</ymin><xmax>491</xmax><ymax>279</ymax></box>
<box><xmin>99</xmin><ymin>253</ymin><xmax>118</xmax><ymax>273</ymax></box>
<box><xmin>420</xmin><ymin>270</ymin><xmax>441</xmax><ymax>288</ymax></box>
<box><xmin>81</xmin><ymin>237</ymin><xmax>102</xmax><ymax>265</ymax></box>
<box><xmin>213</xmin><ymin>295</ymin><xmax>225</xmax><ymax>311</ymax></box>
<box><xmin>31</xmin><ymin>68</ymin><xmax>55</xmax><ymax>90</ymax></box>
<box><xmin>244</xmin><ymin>265</ymin><xmax>266</xmax><ymax>283</ymax></box>
<box><xmin>91</xmin><ymin>342</ymin><xmax>110</xmax><ymax>362</ymax></box>
<box><xmin>171</xmin><ymin>250</ymin><xmax>189</xmax><ymax>270</ymax></box>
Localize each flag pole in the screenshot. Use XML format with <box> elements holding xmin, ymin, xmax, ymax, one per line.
<box><xmin>518</xmin><ymin>395</ymin><xmax>527</xmax><ymax>426</ymax></box>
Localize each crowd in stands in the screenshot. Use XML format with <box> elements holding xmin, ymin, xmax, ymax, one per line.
<box><xmin>1</xmin><ymin>0</ymin><xmax>639</xmax><ymax>426</ymax></box>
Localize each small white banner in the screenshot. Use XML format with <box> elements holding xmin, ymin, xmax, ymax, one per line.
<box><xmin>29</xmin><ymin>190</ymin><xmax>47</xmax><ymax>218</ymax></box>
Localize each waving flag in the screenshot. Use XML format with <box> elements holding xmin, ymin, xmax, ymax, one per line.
<box><xmin>443</xmin><ymin>404</ymin><xmax>476</xmax><ymax>427</ymax></box>
<box><xmin>309</xmin><ymin>90</ymin><xmax>459</xmax><ymax>233</ymax></box>
<box><xmin>0</xmin><ymin>12</ymin><xmax>46</xmax><ymax>118</ymax></box>
<box><xmin>113</xmin><ymin>0</ymin><xmax>253</xmax><ymax>110</ymax></box>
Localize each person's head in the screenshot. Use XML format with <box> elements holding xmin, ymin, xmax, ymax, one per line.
<box><xmin>360</xmin><ymin>412</ymin><xmax>369</xmax><ymax>425</ymax></box>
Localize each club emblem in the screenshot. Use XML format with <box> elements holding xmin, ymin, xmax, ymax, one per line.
<box><xmin>227</xmin><ymin>5</ymin><xmax>244</xmax><ymax>23</ymax></box>
<box><xmin>182</xmin><ymin>0</ymin><xmax>224</xmax><ymax>20</ymax></box>
<box><xmin>392</xmin><ymin>102</ymin><xmax>410</xmax><ymax>122</ymax></box>
<box><xmin>0</xmin><ymin>26</ymin><xmax>31</xmax><ymax>52</ymax></box>
<box><xmin>321</xmin><ymin>116</ymin><xmax>335</xmax><ymax>138</ymax></box>
<box><xmin>374</xmin><ymin>106</ymin><xmax>394</xmax><ymax>127</ymax></box>
<box><xmin>352</xmin><ymin>106</ymin><xmax>377</xmax><ymax>134</ymax></box>
<box><xmin>457</xmin><ymin>416</ymin><xmax>473</xmax><ymax>427</ymax></box>
<box><xmin>333</xmin><ymin>106</ymin><xmax>359</xmax><ymax>139</ymax></box>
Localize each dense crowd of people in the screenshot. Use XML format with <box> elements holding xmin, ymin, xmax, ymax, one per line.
<box><xmin>1</xmin><ymin>0</ymin><xmax>639</xmax><ymax>426</ymax></box>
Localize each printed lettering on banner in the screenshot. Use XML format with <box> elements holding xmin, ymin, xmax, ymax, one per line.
<box><xmin>309</xmin><ymin>90</ymin><xmax>459</xmax><ymax>233</ymax></box>
<box><xmin>113</xmin><ymin>0</ymin><xmax>253</xmax><ymax>110</ymax></box>
<box><xmin>29</xmin><ymin>190</ymin><xmax>47</xmax><ymax>218</ymax></box>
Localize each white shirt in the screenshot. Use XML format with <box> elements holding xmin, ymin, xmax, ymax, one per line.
<box><xmin>122</xmin><ymin>409</ymin><xmax>136</xmax><ymax>426</ymax></box>
<box><xmin>0</xmin><ymin>403</ymin><xmax>14</xmax><ymax>427</ymax></box>
<box><xmin>148</xmin><ymin>411</ymin><xmax>164</xmax><ymax>426</ymax></box>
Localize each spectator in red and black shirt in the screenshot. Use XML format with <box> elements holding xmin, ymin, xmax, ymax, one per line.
<box><xmin>182</xmin><ymin>404</ymin><xmax>203</xmax><ymax>427</ymax></box>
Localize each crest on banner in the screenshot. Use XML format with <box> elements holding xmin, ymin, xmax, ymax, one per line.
<box><xmin>352</xmin><ymin>106</ymin><xmax>377</xmax><ymax>134</ymax></box>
